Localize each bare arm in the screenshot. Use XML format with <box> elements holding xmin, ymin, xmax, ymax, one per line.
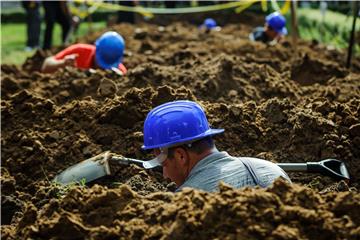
<box><xmin>41</xmin><ymin>54</ymin><xmax>78</xmax><ymax>73</ymax></box>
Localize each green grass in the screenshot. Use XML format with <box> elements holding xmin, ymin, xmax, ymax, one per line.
<box><xmin>1</xmin><ymin>21</ymin><xmax>106</xmax><ymax>65</ymax></box>
<box><xmin>287</xmin><ymin>8</ymin><xmax>360</xmax><ymax>55</ymax></box>
<box><xmin>297</xmin><ymin>8</ymin><xmax>357</xmax><ymax>30</ymax></box>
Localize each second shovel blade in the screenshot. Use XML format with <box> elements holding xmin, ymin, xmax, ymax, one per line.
<box><xmin>54</xmin><ymin>157</ymin><xmax>111</xmax><ymax>185</ymax></box>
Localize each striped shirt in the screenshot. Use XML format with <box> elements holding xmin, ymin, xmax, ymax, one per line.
<box><xmin>177</xmin><ymin>151</ymin><xmax>291</xmax><ymax>192</ymax></box>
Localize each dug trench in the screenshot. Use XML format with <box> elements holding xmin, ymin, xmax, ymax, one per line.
<box><xmin>1</xmin><ymin>12</ymin><xmax>360</xmax><ymax>239</ymax></box>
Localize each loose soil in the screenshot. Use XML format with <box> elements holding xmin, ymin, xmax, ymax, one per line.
<box><xmin>1</xmin><ymin>12</ymin><xmax>360</xmax><ymax>239</ymax></box>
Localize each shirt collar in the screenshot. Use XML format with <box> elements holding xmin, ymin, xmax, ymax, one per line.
<box><xmin>179</xmin><ymin>151</ymin><xmax>230</xmax><ymax>188</ymax></box>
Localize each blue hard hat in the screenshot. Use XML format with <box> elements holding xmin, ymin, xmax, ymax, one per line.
<box><xmin>202</xmin><ymin>18</ymin><xmax>217</xmax><ymax>30</ymax></box>
<box><xmin>95</xmin><ymin>31</ymin><xmax>125</xmax><ymax>70</ymax></box>
<box><xmin>142</xmin><ymin>100</ymin><xmax>224</xmax><ymax>150</ymax></box>
<box><xmin>266</xmin><ymin>12</ymin><xmax>287</xmax><ymax>35</ymax></box>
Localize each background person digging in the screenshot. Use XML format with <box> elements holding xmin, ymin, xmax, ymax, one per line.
<box><xmin>249</xmin><ymin>11</ymin><xmax>288</xmax><ymax>44</ymax></box>
<box><xmin>142</xmin><ymin>100</ymin><xmax>291</xmax><ymax>192</ymax></box>
<box><xmin>41</xmin><ymin>31</ymin><xmax>127</xmax><ymax>75</ymax></box>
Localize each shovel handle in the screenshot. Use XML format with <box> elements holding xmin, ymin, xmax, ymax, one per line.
<box><xmin>111</xmin><ymin>156</ymin><xmax>163</xmax><ymax>173</ymax></box>
<box><xmin>111</xmin><ymin>156</ymin><xmax>145</xmax><ymax>167</ymax></box>
<box><xmin>277</xmin><ymin>163</ymin><xmax>307</xmax><ymax>171</ymax></box>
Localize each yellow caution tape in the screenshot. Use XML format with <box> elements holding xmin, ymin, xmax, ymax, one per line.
<box><xmin>261</xmin><ymin>0</ymin><xmax>268</xmax><ymax>12</ymax></box>
<box><xmin>88</xmin><ymin>1</ymin><xmax>154</xmax><ymax>18</ymax></box>
<box><xmin>73</xmin><ymin>0</ymin><xmax>260</xmax><ymax>16</ymax></box>
<box><xmin>70</xmin><ymin>0</ymin><xmax>151</xmax><ymax>19</ymax></box>
<box><xmin>70</xmin><ymin>0</ymin><xmax>290</xmax><ymax>22</ymax></box>
<box><xmin>280</xmin><ymin>0</ymin><xmax>291</xmax><ymax>15</ymax></box>
<box><xmin>272</xmin><ymin>0</ymin><xmax>281</xmax><ymax>12</ymax></box>
<box><xmin>270</xmin><ymin>0</ymin><xmax>291</xmax><ymax>15</ymax></box>
<box><xmin>70</xmin><ymin>0</ymin><xmax>100</xmax><ymax>20</ymax></box>
<box><xmin>235</xmin><ymin>0</ymin><xmax>260</xmax><ymax>14</ymax></box>
<box><xmin>70</xmin><ymin>7</ymin><xmax>89</xmax><ymax>19</ymax></box>
<box><xmin>134</xmin><ymin>1</ymin><xmax>254</xmax><ymax>14</ymax></box>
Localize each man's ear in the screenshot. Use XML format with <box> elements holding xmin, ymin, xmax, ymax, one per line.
<box><xmin>174</xmin><ymin>148</ymin><xmax>189</xmax><ymax>166</ymax></box>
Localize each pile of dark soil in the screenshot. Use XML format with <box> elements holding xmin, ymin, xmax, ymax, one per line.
<box><xmin>4</xmin><ymin>180</ymin><xmax>360</xmax><ymax>240</ymax></box>
<box><xmin>1</xmin><ymin>12</ymin><xmax>359</xmax><ymax>239</ymax></box>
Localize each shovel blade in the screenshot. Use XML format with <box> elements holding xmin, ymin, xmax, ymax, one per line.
<box><xmin>54</xmin><ymin>152</ymin><xmax>111</xmax><ymax>185</ymax></box>
<box><xmin>278</xmin><ymin>159</ymin><xmax>350</xmax><ymax>181</ymax></box>
<box><xmin>307</xmin><ymin>159</ymin><xmax>350</xmax><ymax>180</ymax></box>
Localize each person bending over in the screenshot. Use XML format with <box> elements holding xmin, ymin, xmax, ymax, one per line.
<box><xmin>249</xmin><ymin>12</ymin><xmax>287</xmax><ymax>44</ymax></box>
<box><xmin>42</xmin><ymin>31</ymin><xmax>127</xmax><ymax>75</ymax></box>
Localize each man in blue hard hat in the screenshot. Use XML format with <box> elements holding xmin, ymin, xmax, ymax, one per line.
<box><xmin>41</xmin><ymin>31</ymin><xmax>127</xmax><ymax>75</ymax></box>
<box><xmin>199</xmin><ymin>18</ymin><xmax>221</xmax><ymax>33</ymax></box>
<box><xmin>142</xmin><ymin>100</ymin><xmax>291</xmax><ymax>192</ymax></box>
<box><xmin>249</xmin><ymin>12</ymin><xmax>287</xmax><ymax>43</ymax></box>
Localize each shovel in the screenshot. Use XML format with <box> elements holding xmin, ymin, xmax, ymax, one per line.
<box><xmin>53</xmin><ymin>151</ymin><xmax>160</xmax><ymax>185</ymax></box>
<box><xmin>277</xmin><ymin>159</ymin><xmax>350</xmax><ymax>181</ymax></box>
<box><xmin>54</xmin><ymin>153</ymin><xmax>350</xmax><ymax>185</ymax></box>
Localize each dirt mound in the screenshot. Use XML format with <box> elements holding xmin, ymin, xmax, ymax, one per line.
<box><xmin>6</xmin><ymin>180</ymin><xmax>360</xmax><ymax>240</ymax></box>
<box><xmin>291</xmin><ymin>53</ymin><xmax>347</xmax><ymax>86</ymax></box>
<box><xmin>1</xmin><ymin>12</ymin><xmax>360</xmax><ymax>239</ymax></box>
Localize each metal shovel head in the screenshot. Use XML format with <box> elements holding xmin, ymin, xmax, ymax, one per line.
<box><xmin>53</xmin><ymin>152</ymin><xmax>111</xmax><ymax>185</ymax></box>
<box><xmin>309</xmin><ymin>159</ymin><xmax>350</xmax><ymax>181</ymax></box>
<box><xmin>278</xmin><ymin>159</ymin><xmax>350</xmax><ymax>181</ymax></box>
<box><xmin>53</xmin><ymin>151</ymin><xmax>163</xmax><ymax>185</ymax></box>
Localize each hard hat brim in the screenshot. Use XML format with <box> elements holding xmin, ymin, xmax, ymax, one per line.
<box><xmin>95</xmin><ymin>52</ymin><xmax>122</xmax><ymax>70</ymax></box>
<box><xmin>142</xmin><ymin>128</ymin><xmax>224</xmax><ymax>150</ymax></box>
<box><xmin>200</xmin><ymin>23</ymin><xmax>216</xmax><ymax>30</ymax></box>
<box><xmin>277</xmin><ymin>27</ymin><xmax>288</xmax><ymax>35</ymax></box>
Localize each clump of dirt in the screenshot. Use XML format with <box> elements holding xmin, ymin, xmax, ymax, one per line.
<box><xmin>1</xmin><ymin>11</ymin><xmax>360</xmax><ymax>239</ymax></box>
<box><xmin>22</xmin><ymin>49</ymin><xmax>49</xmax><ymax>72</ymax></box>
<box><xmin>291</xmin><ymin>53</ymin><xmax>348</xmax><ymax>86</ymax></box>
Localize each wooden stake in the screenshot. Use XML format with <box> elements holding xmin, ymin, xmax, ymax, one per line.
<box><xmin>346</xmin><ymin>1</ymin><xmax>359</xmax><ymax>68</ymax></box>
<box><xmin>290</xmin><ymin>0</ymin><xmax>298</xmax><ymax>51</ymax></box>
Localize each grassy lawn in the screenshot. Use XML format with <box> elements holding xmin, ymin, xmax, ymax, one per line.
<box><xmin>1</xmin><ymin>21</ymin><xmax>106</xmax><ymax>65</ymax></box>
<box><xmin>295</xmin><ymin>8</ymin><xmax>359</xmax><ymax>54</ymax></box>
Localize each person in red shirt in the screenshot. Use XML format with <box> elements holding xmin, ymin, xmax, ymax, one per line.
<box><xmin>41</xmin><ymin>31</ymin><xmax>127</xmax><ymax>75</ymax></box>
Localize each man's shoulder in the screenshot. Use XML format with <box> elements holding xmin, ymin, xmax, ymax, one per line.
<box><xmin>237</xmin><ymin>157</ymin><xmax>277</xmax><ymax>166</ymax></box>
<box><xmin>55</xmin><ymin>43</ymin><xmax>95</xmax><ymax>60</ymax></box>
<box><xmin>250</xmin><ymin>27</ymin><xmax>267</xmax><ymax>42</ymax></box>
<box><xmin>57</xmin><ymin>43</ymin><xmax>95</xmax><ymax>55</ymax></box>
<box><xmin>68</xmin><ymin>43</ymin><xmax>95</xmax><ymax>51</ymax></box>
<box><xmin>253</xmin><ymin>26</ymin><xmax>265</xmax><ymax>32</ymax></box>
<box><xmin>237</xmin><ymin>157</ymin><xmax>290</xmax><ymax>178</ymax></box>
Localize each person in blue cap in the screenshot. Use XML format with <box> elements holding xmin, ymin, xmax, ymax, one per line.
<box><xmin>41</xmin><ymin>31</ymin><xmax>127</xmax><ymax>75</ymax></box>
<box><xmin>142</xmin><ymin>100</ymin><xmax>291</xmax><ymax>192</ymax></box>
<box><xmin>199</xmin><ymin>18</ymin><xmax>221</xmax><ymax>33</ymax></box>
<box><xmin>249</xmin><ymin>12</ymin><xmax>288</xmax><ymax>43</ymax></box>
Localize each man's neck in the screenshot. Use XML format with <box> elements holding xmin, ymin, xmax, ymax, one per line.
<box><xmin>188</xmin><ymin>147</ymin><xmax>219</xmax><ymax>171</ymax></box>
